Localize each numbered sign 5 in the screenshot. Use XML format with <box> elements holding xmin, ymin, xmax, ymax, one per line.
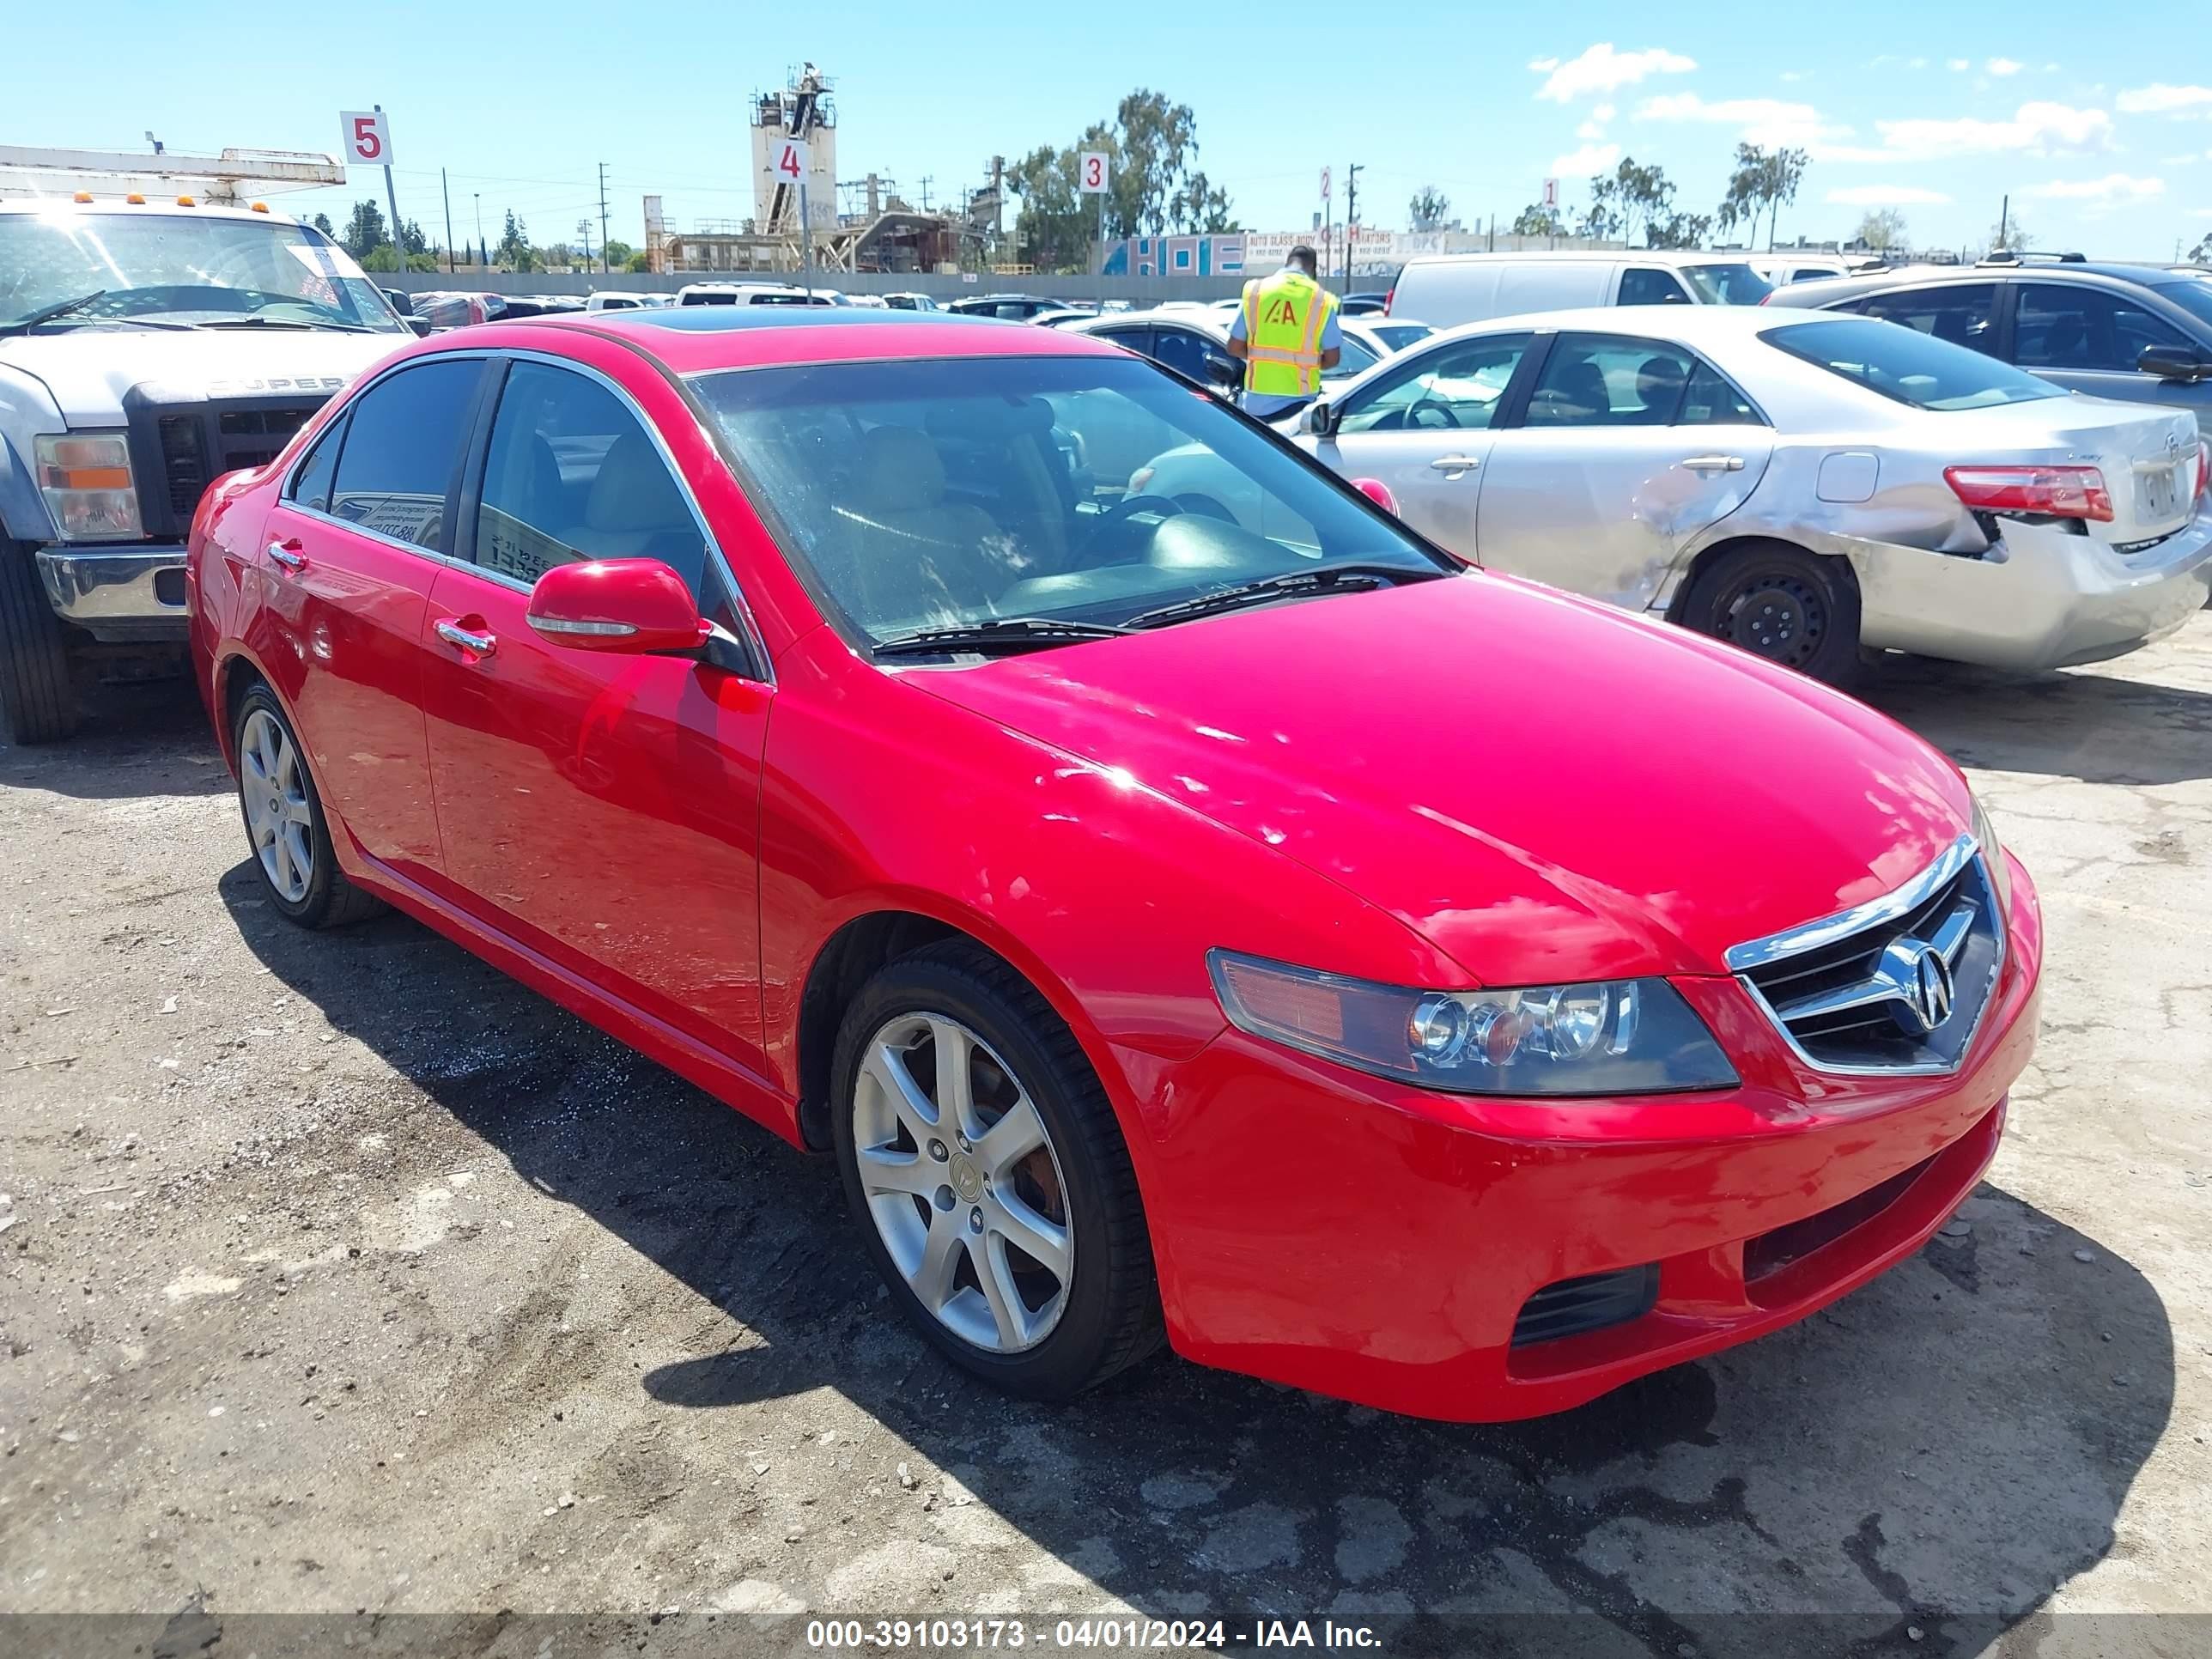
<box><xmin>339</xmin><ymin>110</ymin><xmax>392</xmax><ymax>167</ymax></box>
<box><xmin>775</xmin><ymin>137</ymin><xmax>811</xmax><ymax>182</ymax></box>
<box><xmin>1079</xmin><ymin>151</ymin><xmax>1109</xmax><ymax>194</ymax></box>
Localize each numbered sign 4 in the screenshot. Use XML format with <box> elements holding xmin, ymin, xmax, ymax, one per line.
<box><xmin>1079</xmin><ymin>151</ymin><xmax>1109</xmax><ymax>194</ymax></box>
<box><xmin>339</xmin><ymin>110</ymin><xmax>392</xmax><ymax>167</ymax></box>
<box><xmin>775</xmin><ymin>137</ymin><xmax>811</xmax><ymax>182</ymax></box>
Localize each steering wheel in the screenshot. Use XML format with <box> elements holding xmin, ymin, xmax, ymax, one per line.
<box><xmin>1407</xmin><ymin>397</ymin><xmax>1464</xmax><ymax>430</ymax></box>
<box><xmin>1084</xmin><ymin>493</ymin><xmax>1185</xmax><ymax>558</ymax></box>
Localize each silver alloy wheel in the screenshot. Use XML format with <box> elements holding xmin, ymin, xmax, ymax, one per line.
<box><xmin>853</xmin><ymin>1013</ymin><xmax>1073</xmax><ymax>1353</ymax></box>
<box><xmin>239</xmin><ymin>708</ymin><xmax>314</xmax><ymax>904</ymax></box>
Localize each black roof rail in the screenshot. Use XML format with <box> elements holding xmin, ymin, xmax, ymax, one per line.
<box><xmin>1982</xmin><ymin>249</ymin><xmax>2087</xmax><ymax>266</ymax></box>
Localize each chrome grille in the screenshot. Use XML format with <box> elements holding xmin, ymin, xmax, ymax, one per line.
<box><xmin>1726</xmin><ymin>835</ymin><xmax>2003</xmax><ymax>1075</ymax></box>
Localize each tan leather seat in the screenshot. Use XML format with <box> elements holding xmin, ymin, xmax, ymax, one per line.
<box><xmin>837</xmin><ymin>426</ymin><xmax>1006</xmax><ymax>622</ymax></box>
<box><xmin>561</xmin><ymin>433</ymin><xmax>702</xmax><ymax>564</ymax></box>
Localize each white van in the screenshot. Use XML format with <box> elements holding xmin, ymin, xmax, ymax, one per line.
<box><xmin>1387</xmin><ymin>251</ymin><xmax>1772</xmax><ymax>328</ymax></box>
<box><xmin>584</xmin><ymin>291</ymin><xmax>675</xmax><ymax>312</ymax></box>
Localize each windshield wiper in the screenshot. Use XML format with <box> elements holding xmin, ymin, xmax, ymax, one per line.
<box><xmin>1125</xmin><ymin>563</ymin><xmax>1443</xmax><ymax>631</ymax></box>
<box><xmin>1</xmin><ymin>289</ymin><xmax>108</xmax><ymax>337</ymax></box>
<box><xmin>872</xmin><ymin>617</ymin><xmax>1130</xmax><ymax>658</ymax></box>
<box><xmin>200</xmin><ymin>315</ymin><xmax>378</xmax><ymax>334</ymax></box>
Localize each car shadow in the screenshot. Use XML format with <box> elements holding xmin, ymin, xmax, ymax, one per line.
<box><xmin>221</xmin><ymin>867</ymin><xmax>2173</xmax><ymax>1651</ymax></box>
<box><xmin>0</xmin><ymin>677</ymin><xmax>228</xmax><ymax>801</ymax></box>
<box><xmin>1861</xmin><ymin>657</ymin><xmax>2212</xmax><ymax>786</ymax></box>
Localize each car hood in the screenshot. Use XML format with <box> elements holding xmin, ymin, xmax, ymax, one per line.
<box><xmin>907</xmin><ymin>574</ymin><xmax>1972</xmax><ymax>986</ymax></box>
<box><xmin>0</xmin><ymin>329</ymin><xmax>399</xmax><ymax>426</ymax></box>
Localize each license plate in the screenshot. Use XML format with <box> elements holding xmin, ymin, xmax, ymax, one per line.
<box><xmin>2142</xmin><ymin>465</ymin><xmax>2179</xmax><ymax>519</ymax></box>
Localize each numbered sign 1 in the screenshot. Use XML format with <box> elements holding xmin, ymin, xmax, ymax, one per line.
<box><xmin>774</xmin><ymin>137</ymin><xmax>811</xmax><ymax>184</ymax></box>
<box><xmin>339</xmin><ymin>110</ymin><xmax>392</xmax><ymax>167</ymax></box>
<box><xmin>1079</xmin><ymin>151</ymin><xmax>1109</xmax><ymax>195</ymax></box>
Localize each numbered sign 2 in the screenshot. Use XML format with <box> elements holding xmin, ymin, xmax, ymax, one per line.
<box><xmin>339</xmin><ymin>110</ymin><xmax>392</xmax><ymax>167</ymax></box>
<box><xmin>775</xmin><ymin>137</ymin><xmax>811</xmax><ymax>183</ymax></box>
<box><xmin>1079</xmin><ymin>151</ymin><xmax>1109</xmax><ymax>194</ymax></box>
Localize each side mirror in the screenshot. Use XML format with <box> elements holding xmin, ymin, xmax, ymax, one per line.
<box><xmin>526</xmin><ymin>559</ymin><xmax>708</xmax><ymax>654</ymax></box>
<box><xmin>1349</xmin><ymin>477</ymin><xmax>1400</xmax><ymax>516</ymax></box>
<box><xmin>1309</xmin><ymin>401</ymin><xmax>1340</xmax><ymax>438</ymax></box>
<box><xmin>1204</xmin><ymin>355</ymin><xmax>1239</xmax><ymax>389</ymax></box>
<box><xmin>405</xmin><ymin>316</ymin><xmax>434</xmax><ymax>337</ymax></box>
<box><xmin>2138</xmin><ymin>343</ymin><xmax>2212</xmax><ymax>382</ymax></box>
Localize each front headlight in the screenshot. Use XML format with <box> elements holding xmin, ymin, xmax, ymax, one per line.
<box><xmin>1970</xmin><ymin>795</ymin><xmax>2013</xmax><ymax>925</ymax></box>
<box><xmin>1206</xmin><ymin>951</ymin><xmax>1739</xmax><ymax>1097</ymax></box>
<box><xmin>34</xmin><ymin>432</ymin><xmax>143</xmax><ymax>541</ymax></box>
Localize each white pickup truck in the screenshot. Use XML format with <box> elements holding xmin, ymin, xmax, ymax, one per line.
<box><xmin>0</xmin><ymin>194</ymin><xmax>411</xmax><ymax>742</ymax></box>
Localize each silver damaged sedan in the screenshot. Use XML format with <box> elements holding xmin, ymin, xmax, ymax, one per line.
<box><xmin>1135</xmin><ymin>306</ymin><xmax>2212</xmax><ymax>681</ymax></box>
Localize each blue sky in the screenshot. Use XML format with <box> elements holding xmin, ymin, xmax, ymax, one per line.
<box><xmin>10</xmin><ymin>2</ymin><xmax>2209</xmax><ymax>260</ymax></box>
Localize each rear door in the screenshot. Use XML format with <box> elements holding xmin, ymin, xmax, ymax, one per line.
<box><xmin>256</xmin><ymin>356</ymin><xmax>491</xmax><ymax>881</ymax></box>
<box><xmin>2009</xmin><ymin>281</ymin><xmax>2207</xmax><ymax>418</ymax></box>
<box><xmin>417</xmin><ymin>354</ymin><xmax>775</xmax><ymax>1073</ymax></box>
<box><xmin>1307</xmin><ymin>331</ymin><xmax>1538</xmax><ymax>557</ymax></box>
<box><xmin>1473</xmin><ymin>331</ymin><xmax>1776</xmax><ymax>609</ymax></box>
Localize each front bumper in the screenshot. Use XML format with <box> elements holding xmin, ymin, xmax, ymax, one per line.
<box><xmin>1848</xmin><ymin>508</ymin><xmax>2212</xmax><ymax>672</ymax></box>
<box><xmin>33</xmin><ymin>544</ymin><xmax>191</xmax><ymax>643</ymax></box>
<box><xmin>1123</xmin><ymin>855</ymin><xmax>2043</xmax><ymax>1423</ymax></box>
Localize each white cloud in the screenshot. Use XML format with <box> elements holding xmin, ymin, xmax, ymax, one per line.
<box><xmin>2117</xmin><ymin>83</ymin><xmax>2212</xmax><ymax>114</ymax></box>
<box><xmin>1907</xmin><ymin>57</ymin><xmax>1928</xmax><ymax>70</ymax></box>
<box><xmin>1820</xmin><ymin>101</ymin><xmax>2114</xmax><ymax>162</ymax></box>
<box><xmin>1987</xmin><ymin>57</ymin><xmax>2024</xmax><ymax>76</ymax></box>
<box><xmin>1551</xmin><ymin>142</ymin><xmax>1623</xmax><ymax>177</ymax></box>
<box><xmin>1592</xmin><ymin>102</ymin><xmax>1617</xmax><ymax>122</ymax></box>
<box><xmin>1780</xmin><ymin>70</ymin><xmax>1808</xmax><ymax>83</ymax></box>
<box><xmin>1577</xmin><ymin>119</ymin><xmax>1607</xmax><ymax>139</ymax></box>
<box><xmin>1826</xmin><ymin>184</ymin><xmax>1954</xmax><ymax>205</ymax></box>
<box><xmin>2020</xmin><ymin>173</ymin><xmax>2165</xmax><ymax>207</ymax></box>
<box><xmin>1947</xmin><ymin>58</ymin><xmax>1970</xmax><ymax>71</ymax></box>
<box><xmin>1636</xmin><ymin>92</ymin><xmax>1846</xmax><ymax>149</ymax></box>
<box><xmin>2160</xmin><ymin>151</ymin><xmax>2203</xmax><ymax>165</ymax></box>
<box><xmin>1533</xmin><ymin>44</ymin><xmax>1696</xmax><ymax>102</ymax></box>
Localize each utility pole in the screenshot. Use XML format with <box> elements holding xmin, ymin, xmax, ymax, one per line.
<box><xmin>1342</xmin><ymin>163</ymin><xmax>1363</xmax><ymax>288</ymax></box>
<box><xmin>577</xmin><ymin>217</ymin><xmax>593</xmax><ymax>274</ymax></box>
<box><xmin>597</xmin><ymin>161</ymin><xmax>611</xmax><ymax>274</ymax></box>
<box><xmin>474</xmin><ymin>192</ymin><xmax>486</xmax><ymax>269</ymax></box>
<box><xmin>441</xmin><ymin>167</ymin><xmax>456</xmax><ymax>274</ymax></box>
<box><xmin>920</xmin><ymin>175</ymin><xmax>933</xmax><ymax>213</ymax></box>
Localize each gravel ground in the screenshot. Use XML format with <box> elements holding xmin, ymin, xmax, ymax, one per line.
<box><xmin>2</xmin><ymin>619</ymin><xmax>2209</xmax><ymax>1656</ymax></box>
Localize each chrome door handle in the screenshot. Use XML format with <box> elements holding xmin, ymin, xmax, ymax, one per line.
<box><xmin>434</xmin><ymin>620</ymin><xmax>496</xmax><ymax>656</ymax></box>
<box><xmin>1429</xmin><ymin>454</ymin><xmax>1482</xmax><ymax>472</ymax></box>
<box><xmin>266</xmin><ymin>540</ymin><xmax>307</xmax><ymax>571</ymax></box>
<box><xmin>1681</xmin><ymin>454</ymin><xmax>1746</xmax><ymax>472</ymax></box>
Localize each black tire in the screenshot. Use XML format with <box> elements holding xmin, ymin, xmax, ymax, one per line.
<box><xmin>229</xmin><ymin>683</ymin><xmax>381</xmax><ymax>929</ymax></box>
<box><xmin>1680</xmin><ymin>542</ymin><xmax>1863</xmax><ymax>689</ymax></box>
<box><xmin>0</xmin><ymin>541</ymin><xmax>80</xmax><ymax>744</ymax></box>
<box><xmin>830</xmin><ymin>940</ymin><xmax>1164</xmax><ymax>1400</ymax></box>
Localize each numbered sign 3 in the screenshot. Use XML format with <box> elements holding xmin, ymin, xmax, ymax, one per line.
<box><xmin>1079</xmin><ymin>151</ymin><xmax>1109</xmax><ymax>194</ymax></box>
<box><xmin>339</xmin><ymin>110</ymin><xmax>392</xmax><ymax>167</ymax></box>
<box><xmin>775</xmin><ymin>137</ymin><xmax>811</xmax><ymax>182</ymax></box>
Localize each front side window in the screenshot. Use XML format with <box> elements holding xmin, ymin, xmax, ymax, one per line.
<box><xmin>1339</xmin><ymin>333</ymin><xmax>1531</xmax><ymax>433</ymax></box>
<box><xmin>1856</xmin><ymin>283</ymin><xmax>1998</xmax><ymax>354</ymax></box>
<box><xmin>0</xmin><ymin>209</ymin><xmax>406</xmax><ymax>333</ymax></box>
<box><xmin>1524</xmin><ymin>336</ymin><xmax>1708</xmax><ymax>428</ymax></box>
<box><xmin>1619</xmin><ymin>267</ymin><xmax>1692</xmax><ymax>307</ymax></box>
<box><xmin>327</xmin><ymin>359</ymin><xmax>486</xmax><ymax>549</ymax></box>
<box><xmin>474</xmin><ymin>362</ymin><xmax>705</xmax><ymax>592</ymax></box>
<box><xmin>1678</xmin><ymin>263</ymin><xmax>1774</xmax><ymax>306</ymax></box>
<box><xmin>690</xmin><ymin>355</ymin><xmax>1443</xmax><ymax>645</ymax></box>
<box><xmin>1766</xmin><ymin>317</ymin><xmax>2065</xmax><ymax>411</ymax></box>
<box><xmin>2014</xmin><ymin>283</ymin><xmax>2187</xmax><ymax>371</ymax></box>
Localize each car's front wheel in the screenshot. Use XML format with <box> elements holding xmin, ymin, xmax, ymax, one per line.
<box><xmin>830</xmin><ymin>941</ymin><xmax>1163</xmax><ymax>1399</ymax></box>
<box><xmin>1681</xmin><ymin>542</ymin><xmax>1863</xmax><ymax>688</ymax></box>
<box><xmin>231</xmin><ymin>683</ymin><xmax>381</xmax><ymax>928</ymax></box>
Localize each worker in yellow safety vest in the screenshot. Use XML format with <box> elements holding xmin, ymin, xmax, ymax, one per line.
<box><xmin>1225</xmin><ymin>244</ymin><xmax>1342</xmax><ymax>422</ymax></box>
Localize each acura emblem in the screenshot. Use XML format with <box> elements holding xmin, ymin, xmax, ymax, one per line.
<box><xmin>1876</xmin><ymin>937</ymin><xmax>1956</xmax><ymax>1035</ymax></box>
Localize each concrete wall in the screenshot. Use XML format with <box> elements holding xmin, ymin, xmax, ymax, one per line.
<box><xmin>381</xmin><ymin>269</ymin><xmax>1257</xmax><ymax>303</ymax></box>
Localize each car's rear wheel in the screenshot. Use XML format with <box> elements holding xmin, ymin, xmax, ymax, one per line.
<box><xmin>0</xmin><ymin>542</ymin><xmax>81</xmax><ymax>744</ymax></box>
<box><xmin>1681</xmin><ymin>542</ymin><xmax>1862</xmax><ymax>688</ymax></box>
<box><xmin>830</xmin><ymin>940</ymin><xmax>1163</xmax><ymax>1399</ymax></box>
<box><xmin>231</xmin><ymin>684</ymin><xmax>380</xmax><ymax>928</ymax></box>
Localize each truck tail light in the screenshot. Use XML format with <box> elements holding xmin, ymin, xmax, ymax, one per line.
<box><xmin>2197</xmin><ymin>441</ymin><xmax>2209</xmax><ymax>507</ymax></box>
<box><xmin>33</xmin><ymin>432</ymin><xmax>143</xmax><ymax>540</ymax></box>
<box><xmin>1943</xmin><ymin>464</ymin><xmax>2113</xmax><ymax>523</ymax></box>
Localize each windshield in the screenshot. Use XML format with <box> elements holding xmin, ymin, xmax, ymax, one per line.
<box><xmin>690</xmin><ymin>354</ymin><xmax>1445</xmax><ymax>647</ymax></box>
<box><xmin>2152</xmin><ymin>277</ymin><xmax>2212</xmax><ymax>330</ymax></box>
<box><xmin>0</xmin><ymin>209</ymin><xmax>407</xmax><ymax>332</ymax></box>
<box><xmin>1680</xmin><ymin>263</ymin><xmax>1774</xmax><ymax>306</ymax></box>
<box><xmin>1767</xmin><ymin>316</ymin><xmax>2067</xmax><ymax>410</ymax></box>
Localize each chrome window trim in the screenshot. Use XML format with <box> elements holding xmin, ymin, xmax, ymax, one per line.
<box><xmin>282</xmin><ymin>351</ymin><xmax>494</xmax><ymax>503</ymax></box>
<box><xmin>1725</xmin><ymin>833</ymin><xmax>2006</xmax><ymax>1079</ymax></box>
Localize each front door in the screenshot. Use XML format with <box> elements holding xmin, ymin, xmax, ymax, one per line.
<box><xmin>1306</xmin><ymin>331</ymin><xmax>1535</xmax><ymax>558</ymax></box>
<box><xmin>1473</xmin><ymin>332</ymin><xmax>1775</xmax><ymax>610</ymax></box>
<box><xmin>418</xmin><ymin>359</ymin><xmax>775</xmax><ymax>1073</ymax></box>
<box><xmin>2010</xmin><ymin>281</ymin><xmax>2207</xmax><ymax>421</ymax></box>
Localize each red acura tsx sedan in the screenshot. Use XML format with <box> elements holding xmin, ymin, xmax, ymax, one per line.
<box><xmin>185</xmin><ymin>307</ymin><xmax>2041</xmax><ymax>1421</ymax></box>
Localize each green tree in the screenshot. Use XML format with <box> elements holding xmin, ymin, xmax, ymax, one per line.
<box><xmin>494</xmin><ymin>210</ymin><xmax>538</xmax><ymax>273</ymax></box>
<box><xmin>1854</xmin><ymin>208</ymin><xmax>1908</xmax><ymax>252</ymax></box>
<box><xmin>2190</xmin><ymin>228</ymin><xmax>2212</xmax><ymax>264</ymax></box>
<box><xmin>1988</xmin><ymin>215</ymin><xmax>2033</xmax><ymax>253</ymax></box>
<box><xmin>310</xmin><ymin>212</ymin><xmax>336</xmax><ymax>240</ymax></box>
<box><xmin>602</xmin><ymin>239</ymin><xmax>635</xmax><ymax>269</ymax></box>
<box><xmin>1648</xmin><ymin>209</ymin><xmax>1711</xmax><ymax>250</ymax></box>
<box><xmin>360</xmin><ymin>246</ymin><xmax>441</xmax><ymax>274</ymax></box>
<box><xmin>1407</xmin><ymin>185</ymin><xmax>1451</xmax><ymax>232</ymax></box>
<box><xmin>1006</xmin><ymin>88</ymin><xmax>1237</xmax><ymax>271</ymax></box>
<box><xmin>340</xmin><ymin>199</ymin><xmax>388</xmax><ymax>259</ymax></box>
<box><xmin>624</xmin><ymin>250</ymin><xmax>652</xmax><ymax>274</ymax></box>
<box><xmin>1716</xmin><ymin>143</ymin><xmax>1809</xmax><ymax>251</ymax></box>
<box><xmin>1510</xmin><ymin>204</ymin><xmax>1561</xmax><ymax>237</ymax></box>
<box><xmin>1581</xmin><ymin>157</ymin><xmax>1680</xmax><ymax>246</ymax></box>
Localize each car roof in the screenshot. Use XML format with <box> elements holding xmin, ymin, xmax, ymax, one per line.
<box><xmin>1400</xmin><ymin>249</ymin><xmax>1758</xmax><ymax>269</ymax></box>
<box><xmin>1421</xmin><ymin>304</ymin><xmax>1823</xmax><ymax>343</ymax></box>
<box><xmin>485</xmin><ymin>306</ymin><xmax>1123</xmax><ymax>373</ymax></box>
<box><xmin>1764</xmin><ymin>259</ymin><xmax>2197</xmax><ymax>307</ymax></box>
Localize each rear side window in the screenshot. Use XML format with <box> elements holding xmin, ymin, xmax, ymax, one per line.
<box><xmin>2014</xmin><ymin>283</ymin><xmax>2187</xmax><ymax>371</ymax></box>
<box><xmin>1766</xmin><ymin>317</ymin><xmax>2064</xmax><ymax>410</ymax></box>
<box><xmin>1856</xmin><ymin>283</ymin><xmax>1998</xmax><ymax>355</ymax></box>
<box><xmin>473</xmin><ymin>362</ymin><xmax>705</xmax><ymax>593</ymax></box>
<box><xmin>1679</xmin><ymin>362</ymin><xmax>1762</xmax><ymax>424</ymax></box>
<box><xmin>287</xmin><ymin>413</ymin><xmax>346</xmax><ymax>514</ymax></box>
<box><xmin>328</xmin><ymin>359</ymin><xmax>483</xmax><ymax>550</ymax></box>
<box><xmin>1619</xmin><ymin>267</ymin><xmax>1692</xmax><ymax>307</ymax></box>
